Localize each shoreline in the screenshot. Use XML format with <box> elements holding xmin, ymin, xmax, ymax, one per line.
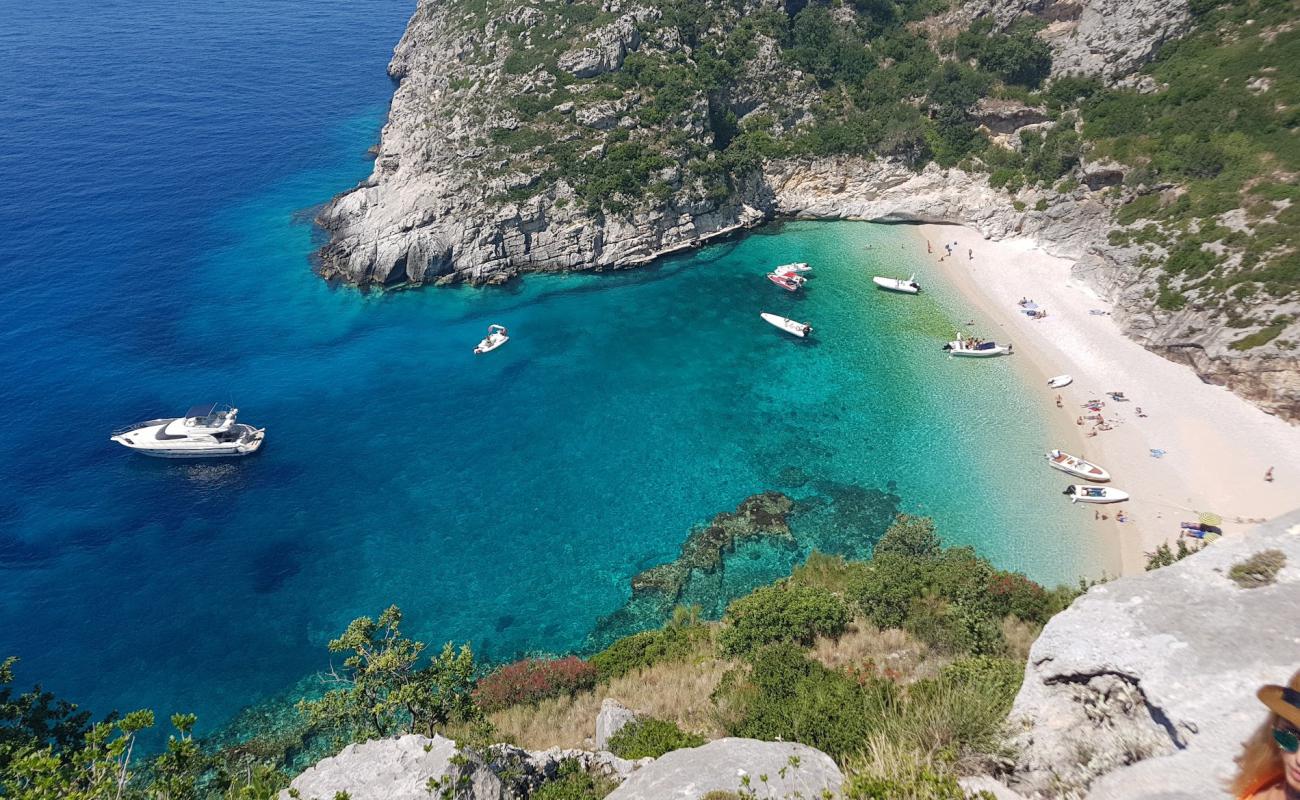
<box><xmin>911</xmin><ymin>222</ymin><xmax>1300</xmax><ymax>576</ymax></box>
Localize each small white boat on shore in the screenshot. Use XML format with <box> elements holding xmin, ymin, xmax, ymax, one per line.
<box><xmin>1064</xmin><ymin>484</ymin><xmax>1129</xmax><ymax>504</ymax></box>
<box><xmin>760</xmin><ymin>312</ymin><xmax>812</xmax><ymax>338</ymax></box>
<box><xmin>474</xmin><ymin>324</ymin><xmax>509</xmax><ymax>354</ymax></box>
<box><xmin>111</xmin><ymin>404</ymin><xmax>265</xmax><ymax>458</ymax></box>
<box><xmin>943</xmin><ymin>334</ymin><xmax>1010</xmax><ymax>357</ymax></box>
<box><xmin>1046</xmin><ymin>449</ymin><xmax>1110</xmax><ymax>482</ymax></box>
<box><xmin>1048</xmin><ymin>374</ymin><xmax>1073</xmax><ymax>389</ymax></box>
<box><xmin>873</xmin><ymin>275</ymin><xmax>920</xmax><ymax>294</ymax></box>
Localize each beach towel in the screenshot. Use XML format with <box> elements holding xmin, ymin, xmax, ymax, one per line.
<box><xmin>1150</xmin><ymin>449</ymin><xmax>1167</xmax><ymax>458</ymax></box>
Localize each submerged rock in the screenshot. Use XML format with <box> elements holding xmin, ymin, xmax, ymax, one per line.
<box><xmin>630</xmin><ymin>491</ymin><xmax>794</xmax><ymax>603</ymax></box>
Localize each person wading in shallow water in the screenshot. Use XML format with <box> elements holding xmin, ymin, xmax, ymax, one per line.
<box><xmin>1232</xmin><ymin>670</ymin><xmax>1300</xmax><ymax>799</ymax></box>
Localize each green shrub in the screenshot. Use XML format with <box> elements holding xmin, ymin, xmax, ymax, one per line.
<box><xmin>955</xmin><ymin>19</ymin><xmax>1052</xmax><ymax>88</ymax></box>
<box><xmin>1145</xmin><ymin>538</ymin><xmax>1204</xmax><ymax>571</ymax></box>
<box><xmin>606</xmin><ymin>717</ymin><xmax>705</xmax><ymax>759</ymax></box>
<box><xmin>1229</xmin><ymin>550</ymin><xmax>1287</xmax><ymax>589</ymax></box>
<box><xmin>903</xmin><ymin>597</ymin><xmax>1004</xmax><ymax>656</ymax></box>
<box><xmin>846</xmin><ymin>768</ymin><xmax>993</xmax><ymax>799</ymax></box>
<box><xmin>531</xmin><ymin>758</ymin><xmax>618</xmax><ymax>800</ymax></box>
<box><xmin>713</xmin><ymin>644</ymin><xmax>890</xmax><ymax>761</ymax></box>
<box><xmin>874</xmin><ymin>515</ymin><xmax>941</xmax><ymax>559</ymax></box>
<box><xmin>789</xmin><ymin>550</ymin><xmax>871</xmax><ymax>594</ymax></box>
<box><xmin>589</xmin><ymin>615</ymin><xmax>707</xmax><ymax>681</ymax></box>
<box><xmin>717</xmin><ymin>584</ymin><xmax>850</xmax><ymax>657</ymax></box>
<box><xmin>939</xmin><ymin>656</ymin><xmax>1024</xmax><ymax>701</ymax></box>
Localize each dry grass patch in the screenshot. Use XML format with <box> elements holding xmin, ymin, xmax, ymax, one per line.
<box><xmin>1000</xmin><ymin>615</ymin><xmax>1041</xmax><ymax>663</ymax></box>
<box><xmin>489</xmin><ymin>652</ymin><xmax>736</xmax><ymax>750</ymax></box>
<box><xmin>810</xmin><ymin>618</ymin><xmax>945</xmax><ymax>682</ymax></box>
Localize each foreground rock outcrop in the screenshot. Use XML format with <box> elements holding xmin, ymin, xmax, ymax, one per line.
<box><xmin>280</xmin><ymin>733</ymin><xmax>647</xmax><ymax>800</ymax></box>
<box><xmin>280</xmin><ymin>701</ymin><xmax>844</xmax><ymax>800</ymax></box>
<box><xmin>1006</xmin><ymin>510</ymin><xmax>1300</xmax><ymax>799</ymax></box>
<box><xmin>606</xmin><ymin>738</ymin><xmax>844</xmax><ymax>799</ymax></box>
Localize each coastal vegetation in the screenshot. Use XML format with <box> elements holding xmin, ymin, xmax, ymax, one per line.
<box><xmin>457</xmin><ymin>0</ymin><xmax>1297</xmax><ymax>344</ymax></box>
<box><xmin>0</xmin><ymin>514</ymin><xmax>1083</xmax><ymax>799</ymax></box>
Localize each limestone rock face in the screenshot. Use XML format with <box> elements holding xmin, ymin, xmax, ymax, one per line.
<box><xmin>595</xmin><ymin>698</ymin><xmax>639</xmax><ymax>751</ymax></box>
<box><xmin>279</xmin><ymin>734</ymin><xmax>647</xmax><ymax>800</ymax></box>
<box><xmin>279</xmin><ymin>735</ymin><xmax>501</xmax><ymax>800</ymax></box>
<box><xmin>557</xmin><ymin>16</ymin><xmax>642</xmax><ymax>78</ymax></box>
<box><xmin>948</xmin><ymin>0</ymin><xmax>1193</xmax><ymax>84</ymax></box>
<box><xmin>604</xmin><ymin>738</ymin><xmax>844</xmax><ymax>800</ymax></box>
<box><xmin>1006</xmin><ymin>511</ymin><xmax>1300</xmax><ymax>799</ymax></box>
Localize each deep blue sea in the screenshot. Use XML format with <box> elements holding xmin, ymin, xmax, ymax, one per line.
<box><xmin>0</xmin><ymin>0</ymin><xmax>1096</xmax><ymax>739</ymax></box>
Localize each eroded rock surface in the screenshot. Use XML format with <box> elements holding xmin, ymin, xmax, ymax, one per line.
<box><xmin>1006</xmin><ymin>511</ymin><xmax>1300</xmax><ymax>799</ymax></box>
<box><xmin>595</xmin><ymin>698</ymin><xmax>640</xmax><ymax>751</ymax></box>
<box><xmin>604</xmin><ymin>737</ymin><xmax>844</xmax><ymax>800</ymax></box>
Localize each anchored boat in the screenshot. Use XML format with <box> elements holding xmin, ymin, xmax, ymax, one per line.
<box><xmin>943</xmin><ymin>334</ymin><xmax>1010</xmax><ymax>357</ymax></box>
<box><xmin>474</xmin><ymin>324</ymin><xmax>509</xmax><ymax>354</ymax></box>
<box><xmin>1064</xmin><ymin>485</ymin><xmax>1130</xmax><ymax>504</ymax></box>
<box><xmin>760</xmin><ymin>312</ymin><xmax>812</xmax><ymax>338</ymax></box>
<box><xmin>872</xmin><ymin>275</ymin><xmax>921</xmax><ymax>294</ymax></box>
<box><xmin>767</xmin><ymin>273</ymin><xmax>801</xmax><ymax>292</ymax></box>
<box><xmin>1046</xmin><ymin>449</ymin><xmax>1111</xmax><ymax>482</ymax></box>
<box><xmin>110</xmin><ymin>404</ymin><xmax>265</xmax><ymax>458</ymax></box>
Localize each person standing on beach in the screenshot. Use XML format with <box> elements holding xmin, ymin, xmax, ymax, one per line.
<box><xmin>968</xmin><ymin>248</ymin><xmax>973</xmax><ymax>260</ymax></box>
<box><xmin>927</xmin><ymin>240</ymin><xmax>932</xmax><ymax>254</ymax></box>
<box><xmin>1265</xmin><ymin>467</ymin><xmax>1275</xmax><ymax>483</ymax></box>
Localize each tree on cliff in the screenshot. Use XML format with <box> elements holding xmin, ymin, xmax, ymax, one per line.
<box><xmin>298</xmin><ymin>606</ymin><xmax>480</xmax><ymax>740</ymax></box>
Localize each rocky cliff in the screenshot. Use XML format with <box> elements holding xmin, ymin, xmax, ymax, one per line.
<box><xmin>1003</xmin><ymin>510</ymin><xmax>1300</xmax><ymax>799</ymax></box>
<box><xmin>317</xmin><ymin>0</ymin><xmax>1299</xmax><ymax>420</ymax></box>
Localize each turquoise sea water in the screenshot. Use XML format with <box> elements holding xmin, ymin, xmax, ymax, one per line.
<box><xmin>0</xmin><ymin>0</ymin><xmax>1092</xmax><ymax>737</ymax></box>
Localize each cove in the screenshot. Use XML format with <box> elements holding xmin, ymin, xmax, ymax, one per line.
<box><xmin>0</xmin><ymin>0</ymin><xmax>1092</xmax><ymax>738</ymax></box>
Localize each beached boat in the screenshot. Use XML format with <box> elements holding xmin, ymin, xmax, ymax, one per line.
<box><xmin>775</xmin><ymin>262</ymin><xmax>811</xmax><ymax>273</ymax></box>
<box><xmin>1063</xmin><ymin>485</ymin><xmax>1129</xmax><ymax>504</ymax></box>
<box><xmin>1046</xmin><ymin>449</ymin><xmax>1110</xmax><ymax>482</ymax></box>
<box><xmin>767</xmin><ymin>273</ymin><xmax>801</xmax><ymax>292</ymax></box>
<box><xmin>872</xmin><ymin>275</ymin><xmax>920</xmax><ymax>294</ymax></box>
<box><xmin>943</xmin><ymin>335</ymin><xmax>1009</xmax><ymax>357</ymax></box>
<box><xmin>760</xmin><ymin>312</ymin><xmax>812</xmax><ymax>338</ymax></box>
<box><xmin>474</xmin><ymin>324</ymin><xmax>509</xmax><ymax>354</ymax></box>
<box><xmin>110</xmin><ymin>404</ymin><xmax>265</xmax><ymax>458</ymax></box>
<box><xmin>1047</xmin><ymin>374</ymin><xmax>1073</xmax><ymax>389</ymax></box>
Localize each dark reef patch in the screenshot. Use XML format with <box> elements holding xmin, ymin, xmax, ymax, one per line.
<box><xmin>586</xmin><ymin>480</ymin><xmax>901</xmax><ymax>652</ymax></box>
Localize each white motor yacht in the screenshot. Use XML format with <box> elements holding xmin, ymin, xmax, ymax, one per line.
<box><xmin>111</xmin><ymin>404</ymin><xmax>265</xmax><ymax>458</ymax></box>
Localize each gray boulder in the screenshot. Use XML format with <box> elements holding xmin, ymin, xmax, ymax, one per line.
<box><xmin>1007</xmin><ymin>511</ymin><xmax>1300</xmax><ymax>799</ymax></box>
<box><xmin>605</xmin><ymin>738</ymin><xmax>843</xmax><ymax>799</ymax></box>
<box><xmin>557</xmin><ymin>16</ymin><xmax>641</xmax><ymax>77</ymax></box>
<box><xmin>279</xmin><ymin>734</ymin><xmax>503</xmax><ymax>800</ymax></box>
<box><xmin>595</xmin><ymin>698</ymin><xmax>640</xmax><ymax>751</ymax></box>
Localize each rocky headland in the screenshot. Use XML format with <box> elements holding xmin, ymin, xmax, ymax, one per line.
<box><xmin>318</xmin><ymin>0</ymin><xmax>1298</xmax><ymax>419</ymax></box>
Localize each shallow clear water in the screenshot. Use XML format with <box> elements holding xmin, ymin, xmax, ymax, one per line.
<box><xmin>0</xmin><ymin>0</ymin><xmax>1092</xmax><ymax>736</ymax></box>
